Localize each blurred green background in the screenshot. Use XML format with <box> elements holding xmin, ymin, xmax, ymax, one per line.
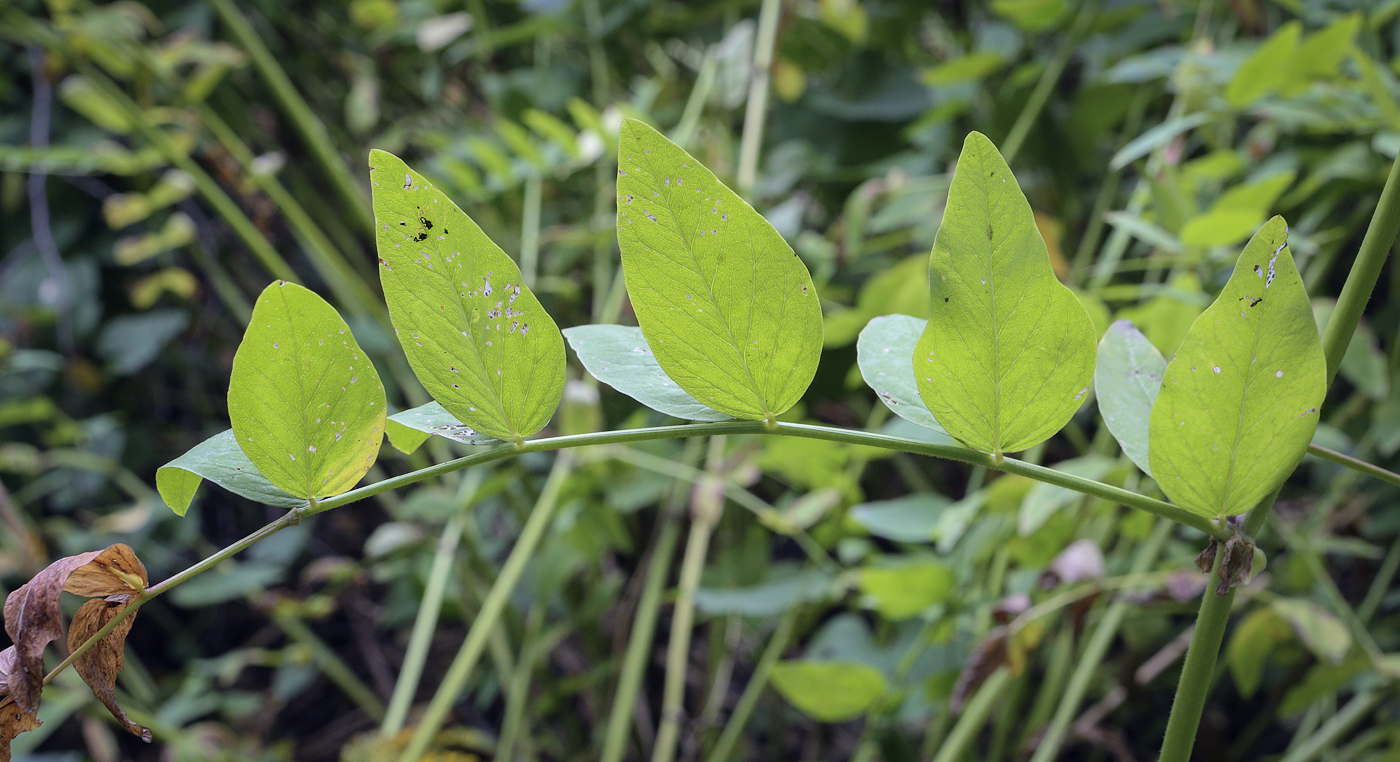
<box><xmin>3</xmin><ymin>0</ymin><xmax>1400</xmax><ymax>760</ymax></box>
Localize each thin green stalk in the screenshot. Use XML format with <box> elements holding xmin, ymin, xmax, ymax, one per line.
<box><xmin>735</xmin><ymin>0</ymin><xmax>782</xmax><ymax>197</ymax></box>
<box><xmin>583</xmin><ymin>0</ymin><xmax>614</xmax><ymax>323</ymax></box>
<box><xmin>653</xmin><ymin>438</ymin><xmax>726</xmax><ymax>762</ymax></box>
<box><xmin>1306</xmin><ymin>443</ymin><xmax>1400</xmax><ymax>488</ymax></box>
<box><xmin>1029</xmin><ymin>518</ymin><xmax>1173</xmax><ymax>762</ymax></box>
<box><xmin>270</xmin><ymin>605</ymin><xmax>387</xmax><ymax>722</ymax></box>
<box><xmin>601</xmin><ymin>445</ymin><xmax>696</xmax><ymax>762</ymax></box>
<box><xmin>78</xmin><ymin>65</ymin><xmax>297</xmax><ymax>283</ymax></box>
<box><xmin>381</xmin><ymin>471</ymin><xmax>480</xmax><ymax>736</ymax></box>
<box><xmin>671</xmin><ymin>52</ymin><xmax>718</xmax><ymax>150</ymax></box>
<box><xmin>704</xmin><ymin>607</ymin><xmax>798</xmax><ymax>762</ymax></box>
<box><xmin>1321</xmin><ymin>152</ymin><xmax>1400</xmax><ymax>386</ymax></box>
<box><xmin>1072</xmin><ymin>89</ymin><xmax>1150</xmax><ymax>283</ymax></box>
<box><xmin>1276</xmin><ymin>690</ymin><xmax>1382</xmax><ymax>762</ymax></box>
<box><xmin>521</xmin><ymin>174</ymin><xmax>543</xmax><ymax>288</ymax></box>
<box><xmin>204</xmin><ymin>0</ymin><xmax>375</xmax><ymax>234</ymax></box>
<box><xmin>399</xmin><ymin>454</ymin><xmax>574</xmax><ymax>762</ymax></box>
<box><xmin>1156</xmin><ymin>542</ymin><xmax>1240</xmax><ymax>762</ymax></box>
<box><xmin>1358</xmin><ymin>533</ymin><xmax>1400</xmax><ymax>623</ymax></box>
<box><xmin>497</xmin><ymin>605</ymin><xmax>545</xmax><ymax>761</ymax></box>
<box><xmin>1000</xmin><ymin>0</ymin><xmax>1102</xmax><ymax>164</ymax></box>
<box><xmin>930</xmin><ymin>668</ymin><xmax>1012</xmax><ymax>762</ymax></box>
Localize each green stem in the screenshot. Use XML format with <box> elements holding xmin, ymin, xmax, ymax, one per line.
<box><xmin>1321</xmin><ymin>152</ymin><xmax>1400</xmax><ymax>386</ymax></box>
<box><xmin>1276</xmin><ymin>690</ymin><xmax>1382</xmax><ymax>762</ymax></box>
<box><xmin>930</xmin><ymin>668</ymin><xmax>1012</xmax><ymax>762</ymax></box>
<box><xmin>653</xmin><ymin>438</ymin><xmax>725</xmax><ymax>762</ymax></box>
<box><xmin>399</xmin><ymin>454</ymin><xmax>574</xmax><ymax>762</ymax></box>
<box><xmin>204</xmin><ymin>0</ymin><xmax>375</xmax><ymax>234</ymax></box>
<box><xmin>704</xmin><ymin>608</ymin><xmax>798</xmax><ymax>762</ymax></box>
<box><xmin>497</xmin><ymin>605</ymin><xmax>545</xmax><ymax>760</ymax></box>
<box><xmin>521</xmin><ymin>174</ymin><xmax>543</xmax><ymax>288</ymax></box>
<box><xmin>1156</xmin><ymin>546</ymin><xmax>1237</xmax><ymax>762</ymax></box>
<box><xmin>672</xmin><ymin>52</ymin><xmax>718</xmax><ymax>150</ymax></box>
<box><xmin>1000</xmin><ymin>0</ymin><xmax>1102</xmax><ymax>164</ymax></box>
<box><xmin>601</xmin><ymin>461</ymin><xmax>693</xmax><ymax>762</ymax></box>
<box><xmin>1307</xmin><ymin>443</ymin><xmax>1400</xmax><ymax>488</ymax></box>
<box><xmin>1358</xmin><ymin>532</ymin><xmax>1400</xmax><ymax>624</ymax></box>
<box><xmin>1028</xmin><ymin>518</ymin><xmax>1173</xmax><ymax>762</ymax></box>
<box><xmin>735</xmin><ymin>0</ymin><xmax>782</xmax><ymax>197</ymax></box>
<box><xmin>380</xmin><ymin>472</ymin><xmax>479</xmax><ymax>736</ymax></box>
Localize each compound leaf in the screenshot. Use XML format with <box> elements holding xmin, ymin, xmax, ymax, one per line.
<box><xmin>616</xmin><ymin>118</ymin><xmax>822</xmax><ymax>422</ymax></box>
<box><xmin>563</xmin><ymin>324</ymin><xmax>728</xmax><ymax>421</ymax></box>
<box><xmin>1095</xmin><ymin>320</ymin><xmax>1166</xmax><ymax>477</ymax></box>
<box><xmin>370</xmin><ymin>149</ymin><xmax>566</xmax><ymax>442</ymax></box>
<box><xmin>914</xmin><ymin>132</ymin><xmax>1097</xmax><ymax>456</ymax></box>
<box><xmin>1149</xmin><ymin>217</ymin><xmax>1326</xmax><ymax>519</ymax></box>
<box><xmin>857</xmin><ymin>315</ymin><xmax>946</xmax><ymax>434</ymax></box>
<box><xmin>229</xmin><ymin>281</ymin><xmax>387</xmax><ymax>500</ymax></box>
<box><xmin>157</xmin><ymin>429</ymin><xmax>301</xmax><ymax>515</ymax></box>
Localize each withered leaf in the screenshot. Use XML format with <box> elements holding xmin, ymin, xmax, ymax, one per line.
<box><xmin>1041</xmin><ymin>539</ymin><xmax>1105</xmax><ymax>588</ymax></box>
<box><xmin>67</xmin><ymin>597</ymin><xmax>151</xmax><ymax>742</ymax></box>
<box><xmin>2</xmin><ymin>544</ymin><xmax>147</xmax><ymax>713</ymax></box>
<box><xmin>951</xmin><ymin>626</ymin><xmax>1008</xmax><ymax>711</ymax></box>
<box><xmin>64</xmin><ymin>544</ymin><xmax>147</xmax><ymax>598</ymax></box>
<box><xmin>0</xmin><ymin>648</ymin><xmax>40</xmax><ymax>762</ymax></box>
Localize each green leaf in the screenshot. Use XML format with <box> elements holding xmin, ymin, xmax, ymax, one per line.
<box><xmin>1226</xmin><ymin>21</ymin><xmax>1303</xmax><ymax>106</ymax></box>
<box><xmin>769</xmin><ymin>661</ymin><xmax>888</xmax><ymax>722</ymax></box>
<box><xmin>922</xmin><ymin>52</ymin><xmax>1007</xmax><ymax>85</ymax></box>
<box><xmin>1095</xmin><ymin>320</ymin><xmax>1166</xmax><ymax>476</ymax></box>
<box><xmin>857</xmin><ymin>315</ymin><xmax>946</xmax><ymax>434</ymax></box>
<box><xmin>1148</xmin><ymin>217</ymin><xmax>1326</xmax><ymax>519</ymax></box>
<box><xmin>914</xmin><ymin>132</ymin><xmax>1097</xmax><ymax>456</ymax></box>
<box><xmin>1271</xmin><ymin>598</ymin><xmax>1353</xmax><ymax>664</ymax></box>
<box><xmin>562</xmin><ymin>325</ymin><xmax>728</xmax><ymax>421</ymax></box>
<box><xmin>694</xmin><ymin>565</ymin><xmax>833</xmax><ymax>616</ymax></box>
<box><xmin>369</xmin><ymin>149</ymin><xmax>566</xmax><ymax>442</ymax></box>
<box><xmin>615</xmin><ymin>118</ymin><xmax>823</xmax><ymax>422</ymax></box>
<box><xmin>1110</xmin><ymin>113</ymin><xmax>1211</xmax><ymax>171</ymax></box>
<box><xmin>1179</xmin><ymin>209</ymin><xmax>1262</xmax><ymax>248</ymax></box>
<box><xmin>856</xmin><ymin>559</ymin><xmax>955</xmax><ymax>619</ymax></box>
<box><xmin>156</xmin><ymin>429</ymin><xmax>301</xmax><ymax>516</ymax></box>
<box><xmin>1314</xmin><ymin>299</ymin><xmax>1389</xmax><ymax>400</ymax></box>
<box><xmin>384</xmin><ymin>402</ymin><xmax>498</xmax><ymax>454</ymax></box>
<box><xmin>1226</xmin><ymin>607</ymin><xmax>1292</xmax><ymax>698</ymax></box>
<box><xmin>1115</xmin><ymin>272</ymin><xmax>1207</xmax><ymax>356</ymax></box>
<box><xmin>850</xmin><ymin>494</ymin><xmax>950</xmax><ymax>543</ymax></box>
<box><xmin>228</xmin><ymin>281</ymin><xmax>387</xmax><ymax>500</ymax></box>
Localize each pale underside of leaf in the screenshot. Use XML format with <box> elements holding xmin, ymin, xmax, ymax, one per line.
<box><xmin>563</xmin><ymin>324</ymin><xmax>729</xmax><ymax>422</ymax></box>
<box><xmin>914</xmin><ymin>132</ymin><xmax>1096</xmax><ymax>455</ymax></box>
<box><xmin>1149</xmin><ymin>217</ymin><xmax>1326</xmax><ymax>518</ymax></box>
<box><xmin>370</xmin><ymin>149</ymin><xmax>565</xmax><ymax>442</ymax></box>
<box><xmin>856</xmin><ymin>315</ymin><xmax>947</xmax><ymax>434</ymax></box>
<box><xmin>157</xmin><ymin>429</ymin><xmax>301</xmax><ymax>515</ymax></box>
<box><xmin>228</xmin><ymin>281</ymin><xmax>387</xmax><ymax>500</ymax></box>
<box><xmin>615</xmin><ymin>118</ymin><xmax>823</xmax><ymax>421</ymax></box>
<box><xmin>1094</xmin><ymin>320</ymin><xmax>1166</xmax><ymax>477</ymax></box>
<box><xmin>386</xmin><ymin>402</ymin><xmax>499</xmax><ymax>453</ymax></box>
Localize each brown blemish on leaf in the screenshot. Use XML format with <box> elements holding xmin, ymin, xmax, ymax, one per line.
<box><xmin>67</xmin><ymin>597</ymin><xmax>152</xmax><ymax>742</ymax></box>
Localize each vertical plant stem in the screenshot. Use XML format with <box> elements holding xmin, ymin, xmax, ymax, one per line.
<box><xmin>381</xmin><ymin>470</ymin><xmax>481</xmax><ymax>737</ymax></box>
<box><xmin>582</xmin><ymin>0</ymin><xmax>614</xmax><ymax>322</ymax></box>
<box><xmin>930</xmin><ymin>668</ymin><xmax>1012</xmax><ymax>762</ymax></box>
<box><xmin>651</xmin><ymin>518</ymin><xmax>716</xmax><ymax>762</ymax></box>
<box><xmin>735</xmin><ymin>0</ymin><xmax>782</xmax><ymax>197</ymax></box>
<box><xmin>521</xmin><ymin>174</ymin><xmax>543</xmax><ymax>288</ymax></box>
<box><xmin>704</xmin><ymin>607</ymin><xmax>798</xmax><ymax>762</ymax></box>
<box><xmin>1157</xmin><ymin>549</ymin><xmax>1237</xmax><ymax>762</ymax></box>
<box><xmin>1029</xmin><ymin>518</ymin><xmax>1173</xmax><ymax>762</ymax></box>
<box><xmin>1358</xmin><ymin>533</ymin><xmax>1400</xmax><ymax>624</ymax></box>
<box><xmin>400</xmin><ymin>454</ymin><xmax>574</xmax><ymax>762</ymax></box>
<box><xmin>26</xmin><ymin>45</ymin><xmax>72</xmax><ymax>354</ymax></box>
<box><xmin>497</xmin><ymin>605</ymin><xmax>545</xmax><ymax>761</ymax></box>
<box><xmin>204</xmin><ymin>0</ymin><xmax>375</xmax><ymax>234</ymax></box>
<box><xmin>671</xmin><ymin>52</ymin><xmax>718</xmax><ymax>150</ymax></box>
<box><xmin>1000</xmin><ymin>0</ymin><xmax>1102</xmax><ymax>164</ymax></box>
<box><xmin>601</xmin><ymin>486</ymin><xmax>690</xmax><ymax>762</ymax></box>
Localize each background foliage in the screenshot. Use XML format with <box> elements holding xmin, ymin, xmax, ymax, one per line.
<box><xmin>2</xmin><ymin>0</ymin><xmax>1400</xmax><ymax>760</ymax></box>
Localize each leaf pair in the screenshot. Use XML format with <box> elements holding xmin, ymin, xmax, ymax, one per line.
<box><xmin>568</xmin><ymin>119</ymin><xmax>825</xmax><ymax>423</ymax></box>
<box><xmin>860</xmin><ymin>132</ymin><xmax>1096</xmax><ymax>456</ymax></box>
<box><xmin>2</xmin><ymin>544</ymin><xmax>152</xmax><ymax>758</ymax></box>
<box><xmin>157</xmin><ymin>281</ymin><xmax>388</xmax><ymax>514</ymax></box>
<box><xmin>1098</xmin><ymin>217</ymin><xmax>1327</xmax><ymax>518</ymax></box>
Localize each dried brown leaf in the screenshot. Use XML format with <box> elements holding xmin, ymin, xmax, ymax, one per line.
<box><xmin>67</xmin><ymin>597</ymin><xmax>151</xmax><ymax>742</ymax></box>
<box><xmin>63</xmin><ymin>544</ymin><xmax>147</xmax><ymax>598</ymax></box>
<box><xmin>0</xmin><ymin>699</ymin><xmax>40</xmax><ymax>762</ymax></box>
<box><xmin>951</xmin><ymin>626</ymin><xmax>1008</xmax><ymax>711</ymax></box>
<box><xmin>2</xmin><ymin>544</ymin><xmax>147</xmax><ymax>713</ymax></box>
